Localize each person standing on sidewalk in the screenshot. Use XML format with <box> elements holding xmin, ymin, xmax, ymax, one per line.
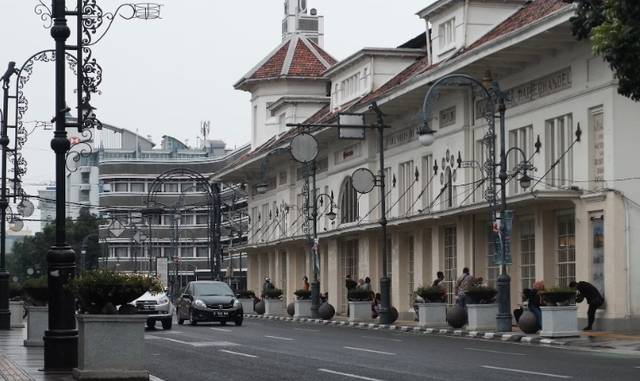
<box><xmin>570</xmin><ymin>281</ymin><xmax>605</xmax><ymax>331</ymax></box>
<box><xmin>455</xmin><ymin>268</ymin><xmax>474</xmax><ymax>311</ymax></box>
<box><xmin>302</xmin><ymin>276</ymin><xmax>310</xmax><ymax>291</ymax></box>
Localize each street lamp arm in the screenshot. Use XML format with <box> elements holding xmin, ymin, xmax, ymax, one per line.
<box><xmin>255</xmin><ymin>147</ymin><xmax>291</xmax><ymax>192</ymax></box>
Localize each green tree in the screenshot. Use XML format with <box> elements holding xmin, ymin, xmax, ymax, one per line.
<box><xmin>7</xmin><ymin>210</ymin><xmax>106</xmax><ymax>281</ymax></box>
<box><xmin>563</xmin><ymin>0</ymin><xmax>640</xmax><ymax>101</ymax></box>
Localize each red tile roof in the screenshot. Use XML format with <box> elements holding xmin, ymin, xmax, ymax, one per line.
<box><xmin>308</xmin><ymin>40</ymin><xmax>338</xmax><ymax>66</ymax></box>
<box><xmin>288</xmin><ymin>39</ymin><xmax>330</xmax><ymax>77</ymax></box>
<box><xmin>250</xmin><ymin>41</ymin><xmax>291</xmax><ymax>80</ymax></box>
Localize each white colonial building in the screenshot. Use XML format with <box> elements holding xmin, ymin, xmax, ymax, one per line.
<box><xmin>216</xmin><ymin>0</ymin><xmax>640</xmax><ymax>330</ymax></box>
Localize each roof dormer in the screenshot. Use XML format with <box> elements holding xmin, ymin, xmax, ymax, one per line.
<box><xmin>417</xmin><ymin>0</ymin><xmax>531</xmax><ymax>64</ymax></box>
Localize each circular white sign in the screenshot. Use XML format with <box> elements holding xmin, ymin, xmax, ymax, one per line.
<box><xmin>290</xmin><ymin>133</ymin><xmax>319</xmax><ymax>163</ymax></box>
<box><xmin>351</xmin><ymin>168</ymin><xmax>376</xmax><ymax>194</ymax></box>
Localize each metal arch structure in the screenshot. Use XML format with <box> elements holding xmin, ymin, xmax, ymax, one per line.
<box><xmin>146</xmin><ymin>168</ymin><xmax>222</xmax><ymax>282</ymax></box>
<box><xmin>418</xmin><ymin>74</ymin><xmax>498</xmax><ymax>223</ymax></box>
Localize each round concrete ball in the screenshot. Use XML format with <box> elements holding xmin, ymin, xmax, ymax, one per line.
<box><xmin>447</xmin><ymin>305</ymin><xmax>467</xmax><ymax>328</ymax></box>
<box><xmin>287</xmin><ymin>302</ymin><xmax>295</xmax><ymax>317</ymax></box>
<box><xmin>255</xmin><ymin>301</ymin><xmax>265</xmax><ymax>315</ymax></box>
<box><xmin>318</xmin><ymin>303</ymin><xmax>335</xmax><ymax>320</ymax></box>
<box><xmin>519</xmin><ymin>310</ymin><xmax>540</xmax><ymax>334</ymax></box>
<box><xmin>388</xmin><ymin>306</ymin><xmax>399</xmax><ymax>324</ymax></box>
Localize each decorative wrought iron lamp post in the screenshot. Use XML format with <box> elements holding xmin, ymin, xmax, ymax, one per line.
<box><xmin>416</xmin><ymin>72</ymin><xmax>548</xmax><ymax>332</ymax></box>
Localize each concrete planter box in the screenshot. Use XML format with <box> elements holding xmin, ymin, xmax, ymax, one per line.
<box><xmin>348</xmin><ymin>301</ymin><xmax>374</xmax><ymax>323</ymax></box>
<box><xmin>240</xmin><ymin>299</ymin><xmax>255</xmax><ymax>314</ymax></box>
<box><xmin>264</xmin><ymin>299</ymin><xmax>284</xmax><ymax>316</ymax></box>
<box><xmin>294</xmin><ymin>299</ymin><xmax>311</xmax><ymax>318</ymax></box>
<box><xmin>73</xmin><ymin>314</ymin><xmax>149</xmax><ymax>381</ymax></box>
<box><xmin>24</xmin><ymin>306</ymin><xmax>47</xmax><ymax>347</ymax></box>
<box><xmin>467</xmin><ymin>304</ymin><xmax>498</xmax><ymax>331</ymax></box>
<box><xmin>418</xmin><ymin>303</ymin><xmax>447</xmax><ymax>328</ymax></box>
<box><xmin>540</xmin><ymin>306</ymin><xmax>579</xmax><ymax>338</ymax></box>
<box><xmin>9</xmin><ymin>301</ymin><xmax>24</xmax><ymax>328</ymax></box>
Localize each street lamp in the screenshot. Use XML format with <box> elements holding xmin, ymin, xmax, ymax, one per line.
<box><xmin>416</xmin><ymin>72</ymin><xmax>545</xmax><ymax>332</ymax></box>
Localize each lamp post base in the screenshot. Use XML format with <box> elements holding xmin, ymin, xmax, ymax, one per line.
<box><xmin>496</xmin><ymin>271</ymin><xmax>512</xmax><ymax>332</ymax></box>
<box><xmin>0</xmin><ymin>270</ymin><xmax>10</xmax><ymax>330</ymax></box>
<box><xmin>310</xmin><ymin>279</ymin><xmax>320</xmax><ymax>319</ymax></box>
<box><xmin>379</xmin><ymin>276</ymin><xmax>391</xmax><ymax>325</ymax></box>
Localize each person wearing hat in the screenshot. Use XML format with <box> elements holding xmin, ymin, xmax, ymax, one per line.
<box><xmin>261</xmin><ymin>277</ymin><xmax>274</xmax><ymax>300</ymax></box>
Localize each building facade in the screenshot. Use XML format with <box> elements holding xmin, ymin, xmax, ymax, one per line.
<box><xmin>217</xmin><ymin>0</ymin><xmax>640</xmax><ymax>330</ymax></box>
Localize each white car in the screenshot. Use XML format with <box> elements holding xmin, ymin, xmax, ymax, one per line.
<box><xmin>132</xmin><ymin>291</ymin><xmax>174</xmax><ymax>330</ymax></box>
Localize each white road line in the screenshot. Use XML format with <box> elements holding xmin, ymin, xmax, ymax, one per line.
<box><xmin>344</xmin><ymin>346</ymin><xmax>395</xmax><ymax>355</ymax></box>
<box><xmin>210</xmin><ymin>327</ymin><xmax>232</xmax><ymax>332</ymax></box>
<box><xmin>294</xmin><ymin>328</ymin><xmax>319</xmax><ymax>332</ymax></box>
<box><xmin>244</xmin><ymin>322</ymin><xmax>262</xmax><ymax>325</ymax></box>
<box><xmin>465</xmin><ymin>348</ymin><xmax>525</xmax><ymax>356</ymax></box>
<box><xmin>265</xmin><ymin>335</ymin><xmax>293</xmax><ymax>341</ymax></box>
<box><xmin>150</xmin><ymin>376</ymin><xmax>165</xmax><ymax>381</ymax></box>
<box><xmin>219</xmin><ymin>349</ymin><xmax>258</xmax><ymax>358</ymax></box>
<box><xmin>482</xmin><ymin>366</ymin><xmax>572</xmax><ymax>379</ymax></box>
<box><xmin>361</xmin><ymin>335</ymin><xmax>402</xmax><ymax>342</ymax></box>
<box><xmin>634</xmin><ymin>366</ymin><xmax>640</xmax><ymax>369</ymax></box>
<box><xmin>318</xmin><ymin>368</ymin><xmax>384</xmax><ymax>381</ymax></box>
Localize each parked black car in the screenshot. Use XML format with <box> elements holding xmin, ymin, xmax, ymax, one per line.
<box><xmin>176</xmin><ymin>281</ymin><xmax>243</xmax><ymax>326</ymax></box>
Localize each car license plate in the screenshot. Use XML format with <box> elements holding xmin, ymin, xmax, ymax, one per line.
<box><xmin>214</xmin><ymin>312</ymin><xmax>228</xmax><ymax>317</ymax></box>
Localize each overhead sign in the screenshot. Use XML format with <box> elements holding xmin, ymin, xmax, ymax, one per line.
<box><xmin>338</xmin><ymin>113</ymin><xmax>365</xmax><ymax>140</ymax></box>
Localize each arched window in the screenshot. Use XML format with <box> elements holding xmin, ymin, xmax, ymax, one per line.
<box><xmin>340</xmin><ymin>176</ymin><xmax>359</xmax><ymax>223</ymax></box>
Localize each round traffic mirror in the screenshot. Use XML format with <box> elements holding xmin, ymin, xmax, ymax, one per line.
<box><xmin>290</xmin><ymin>133</ymin><xmax>318</xmax><ymax>164</ymax></box>
<box><xmin>351</xmin><ymin>168</ymin><xmax>376</xmax><ymax>194</ymax></box>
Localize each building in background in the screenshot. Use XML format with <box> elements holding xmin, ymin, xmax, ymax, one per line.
<box><xmin>37</xmin><ymin>186</ymin><xmax>56</xmax><ymax>231</ymax></box>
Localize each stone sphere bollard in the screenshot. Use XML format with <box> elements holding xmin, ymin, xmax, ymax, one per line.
<box><xmin>447</xmin><ymin>305</ymin><xmax>467</xmax><ymax>328</ymax></box>
<box><xmin>388</xmin><ymin>306</ymin><xmax>399</xmax><ymax>324</ymax></box>
<box><xmin>255</xmin><ymin>301</ymin><xmax>265</xmax><ymax>315</ymax></box>
<box><xmin>318</xmin><ymin>303</ymin><xmax>335</xmax><ymax>320</ymax></box>
<box><xmin>287</xmin><ymin>302</ymin><xmax>295</xmax><ymax>317</ymax></box>
<box><xmin>518</xmin><ymin>310</ymin><xmax>540</xmax><ymax>334</ymax></box>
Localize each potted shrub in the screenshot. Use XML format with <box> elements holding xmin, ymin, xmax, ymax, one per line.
<box><xmin>538</xmin><ymin>285</ymin><xmax>576</xmax><ymax>305</ymax></box>
<box><xmin>22</xmin><ymin>276</ymin><xmax>48</xmax><ymax>306</ymax></box>
<box><xmin>465</xmin><ymin>285</ymin><xmax>498</xmax><ymax>304</ymax></box>
<box><xmin>9</xmin><ymin>282</ymin><xmax>23</xmax><ymax>299</ymax></box>
<box><xmin>348</xmin><ymin>288</ymin><xmax>372</xmax><ymax>301</ymax></box>
<box><xmin>264</xmin><ymin>288</ymin><xmax>283</xmax><ymax>299</ymax></box>
<box><xmin>294</xmin><ymin>289</ymin><xmax>311</xmax><ymax>300</ymax></box>
<box><xmin>414</xmin><ymin>285</ymin><xmax>446</xmax><ymax>303</ymax></box>
<box><xmin>67</xmin><ymin>270</ymin><xmax>163</xmax><ymax>380</ymax></box>
<box><xmin>235</xmin><ymin>290</ymin><xmax>256</xmax><ymax>299</ymax></box>
<box><xmin>538</xmin><ymin>285</ymin><xmax>579</xmax><ymax>338</ymax></box>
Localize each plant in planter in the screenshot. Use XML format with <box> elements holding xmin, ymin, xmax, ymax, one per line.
<box><xmin>465</xmin><ymin>285</ymin><xmax>498</xmax><ymax>304</ymax></box>
<box><xmin>294</xmin><ymin>289</ymin><xmax>311</xmax><ymax>300</ymax></box>
<box><xmin>235</xmin><ymin>290</ymin><xmax>256</xmax><ymax>299</ymax></box>
<box><xmin>413</xmin><ymin>285</ymin><xmax>446</xmax><ymax>303</ymax></box>
<box><xmin>538</xmin><ymin>285</ymin><xmax>576</xmax><ymax>305</ymax></box>
<box><xmin>9</xmin><ymin>282</ymin><xmax>23</xmax><ymax>300</ymax></box>
<box><xmin>348</xmin><ymin>288</ymin><xmax>372</xmax><ymax>301</ymax></box>
<box><xmin>66</xmin><ymin>269</ymin><xmax>163</xmax><ymax>314</ymax></box>
<box><xmin>22</xmin><ymin>276</ymin><xmax>48</xmax><ymax>306</ymax></box>
<box><xmin>264</xmin><ymin>288</ymin><xmax>283</xmax><ymax>299</ymax></box>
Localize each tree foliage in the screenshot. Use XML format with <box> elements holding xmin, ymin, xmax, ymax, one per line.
<box><xmin>8</xmin><ymin>211</ymin><xmax>106</xmax><ymax>282</ymax></box>
<box><xmin>563</xmin><ymin>0</ymin><xmax>640</xmax><ymax>101</ymax></box>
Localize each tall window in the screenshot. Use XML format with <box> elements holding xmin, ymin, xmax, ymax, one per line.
<box><xmin>340</xmin><ymin>177</ymin><xmax>359</xmax><ymax>223</ymax></box>
<box><xmin>443</xmin><ymin>226</ymin><xmax>457</xmax><ymax>305</ymax></box>
<box><xmin>380</xmin><ymin>168</ymin><xmax>392</xmax><ymax>218</ymax></box>
<box><xmin>196</xmin><ymin>247</ymin><xmax>208</xmax><ymax>258</ymax></box>
<box><xmin>340</xmin><ymin>239</ymin><xmax>359</xmax><ymax>314</ymax></box>
<box><xmin>250</xmin><ymin>207</ymin><xmax>258</xmax><ymax>243</ymax></box>
<box><xmin>546</xmin><ymin>114</ymin><xmax>574</xmax><ymax>188</ymax></box>
<box><xmin>280</xmin><ymin>251</ymin><xmax>287</xmax><ymax>305</ymax></box>
<box><xmin>556</xmin><ymin>213</ymin><xmax>576</xmax><ymax>286</ymax></box>
<box><xmin>509</xmin><ymin>126</ymin><xmax>534</xmax><ymax>195</ymax></box>
<box><xmin>386</xmin><ymin>236</ymin><xmax>393</xmax><ymax>280</ymax></box>
<box><xmin>421</xmin><ymin>155</ymin><xmax>433</xmax><ymax>211</ymax></box>
<box><xmin>485</xmin><ymin>224</ymin><xmax>499</xmax><ymax>288</ymax></box>
<box><xmin>439</xmin><ymin>18</ymin><xmax>455</xmax><ymax>49</ymax></box>
<box><xmin>475</xmin><ymin>138</ymin><xmax>488</xmax><ymax>203</ymax></box>
<box><xmin>407</xmin><ymin>236</ymin><xmax>415</xmax><ymax>309</ymax></box>
<box><xmin>520</xmin><ymin>218</ymin><xmax>536</xmax><ymax>292</ymax></box>
<box><xmin>399</xmin><ymin>161</ymin><xmax>414</xmax><ymax>215</ymax></box>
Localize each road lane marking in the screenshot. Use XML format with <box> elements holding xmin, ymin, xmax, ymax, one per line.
<box><xmin>150</xmin><ymin>376</ymin><xmax>165</xmax><ymax>381</ymax></box>
<box><xmin>466</xmin><ymin>348</ymin><xmax>525</xmax><ymax>356</ymax></box>
<box><xmin>210</xmin><ymin>327</ymin><xmax>232</xmax><ymax>332</ymax></box>
<box><xmin>244</xmin><ymin>322</ymin><xmax>262</xmax><ymax>325</ymax></box>
<box><xmin>294</xmin><ymin>328</ymin><xmax>319</xmax><ymax>332</ymax></box>
<box><xmin>265</xmin><ymin>335</ymin><xmax>293</xmax><ymax>341</ymax></box>
<box><xmin>344</xmin><ymin>347</ymin><xmax>395</xmax><ymax>355</ymax></box>
<box><xmin>152</xmin><ymin>337</ymin><xmax>238</xmax><ymax>347</ymax></box>
<box><xmin>482</xmin><ymin>366</ymin><xmax>572</xmax><ymax>378</ymax></box>
<box><xmin>220</xmin><ymin>349</ymin><xmax>258</xmax><ymax>358</ymax></box>
<box><xmin>361</xmin><ymin>335</ymin><xmax>402</xmax><ymax>342</ymax></box>
<box><xmin>318</xmin><ymin>369</ymin><xmax>384</xmax><ymax>381</ymax></box>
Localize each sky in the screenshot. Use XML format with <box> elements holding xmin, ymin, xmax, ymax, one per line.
<box><xmin>0</xmin><ymin>0</ymin><xmax>435</xmax><ymax>231</ymax></box>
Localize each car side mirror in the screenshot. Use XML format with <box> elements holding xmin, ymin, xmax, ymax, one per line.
<box><xmin>181</xmin><ymin>294</ymin><xmax>190</xmax><ymax>299</ymax></box>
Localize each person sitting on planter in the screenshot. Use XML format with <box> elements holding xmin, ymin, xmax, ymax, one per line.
<box><xmin>570</xmin><ymin>281</ymin><xmax>605</xmax><ymax>331</ymax></box>
<box><xmin>261</xmin><ymin>277</ymin><xmax>274</xmax><ymax>300</ymax></box>
<box><xmin>523</xmin><ymin>288</ymin><xmax>542</xmax><ymax>330</ymax></box>
<box><xmin>357</xmin><ymin>278</ymin><xmax>366</xmax><ymax>289</ymax></box>
<box><xmin>362</xmin><ymin>277</ymin><xmax>372</xmax><ymax>292</ymax></box>
<box><xmin>432</xmin><ymin>271</ymin><xmax>445</xmax><ymax>288</ymax></box>
<box><xmin>345</xmin><ymin>275</ymin><xmax>358</xmax><ymax>301</ymax></box>
<box><xmin>412</xmin><ymin>293</ymin><xmax>424</xmax><ymax>321</ymax></box>
<box><xmin>302</xmin><ymin>276</ymin><xmax>310</xmax><ymax>291</ymax></box>
<box><xmin>455</xmin><ymin>267</ymin><xmax>475</xmax><ymax>311</ymax></box>
<box><xmin>372</xmin><ymin>292</ymin><xmax>381</xmax><ymax>318</ymax></box>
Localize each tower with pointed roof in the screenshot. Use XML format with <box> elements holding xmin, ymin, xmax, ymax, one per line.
<box><xmin>282</xmin><ymin>0</ymin><xmax>324</xmax><ymax>47</ymax></box>
<box><xmin>236</xmin><ymin>1</ymin><xmax>335</xmax><ymax>150</ymax></box>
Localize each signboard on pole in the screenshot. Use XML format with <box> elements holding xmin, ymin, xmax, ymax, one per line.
<box><xmin>493</xmin><ymin>210</ymin><xmax>514</xmax><ymax>265</ymax></box>
<box><xmin>313</xmin><ymin>238</ymin><xmax>320</xmax><ymax>274</ymax></box>
<box><xmin>492</xmin><ymin>219</ymin><xmax>503</xmax><ymax>265</ymax></box>
<box><xmin>503</xmin><ymin>210</ymin><xmax>514</xmax><ymax>265</ymax></box>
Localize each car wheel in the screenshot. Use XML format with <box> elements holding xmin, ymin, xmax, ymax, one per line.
<box><xmin>234</xmin><ymin>319</ymin><xmax>243</xmax><ymax>326</ymax></box>
<box><xmin>189</xmin><ymin>309</ymin><xmax>198</xmax><ymax>326</ymax></box>
<box><xmin>220</xmin><ymin>320</ymin><xmax>227</xmax><ymax>326</ymax></box>
<box><xmin>162</xmin><ymin>319</ymin><xmax>172</xmax><ymax>330</ymax></box>
<box><xmin>147</xmin><ymin>319</ymin><xmax>156</xmax><ymax>328</ymax></box>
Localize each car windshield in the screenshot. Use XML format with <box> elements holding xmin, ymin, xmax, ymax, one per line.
<box><xmin>192</xmin><ymin>283</ymin><xmax>234</xmax><ymax>297</ymax></box>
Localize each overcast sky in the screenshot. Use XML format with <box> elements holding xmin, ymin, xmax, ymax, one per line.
<box><xmin>0</xmin><ymin>0</ymin><xmax>434</xmax><ymax>231</ymax></box>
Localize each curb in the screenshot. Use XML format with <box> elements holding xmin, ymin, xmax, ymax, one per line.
<box><xmin>243</xmin><ymin>314</ymin><xmax>568</xmax><ymax>346</ymax></box>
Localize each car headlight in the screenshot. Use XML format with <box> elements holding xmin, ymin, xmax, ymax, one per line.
<box><xmin>194</xmin><ymin>300</ymin><xmax>206</xmax><ymax>308</ymax></box>
<box><xmin>233</xmin><ymin>299</ymin><xmax>242</xmax><ymax>309</ymax></box>
<box><xmin>159</xmin><ymin>297</ymin><xmax>169</xmax><ymax>305</ymax></box>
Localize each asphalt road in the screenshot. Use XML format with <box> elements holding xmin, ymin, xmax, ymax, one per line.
<box><xmin>144</xmin><ymin>318</ymin><xmax>640</xmax><ymax>381</ymax></box>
